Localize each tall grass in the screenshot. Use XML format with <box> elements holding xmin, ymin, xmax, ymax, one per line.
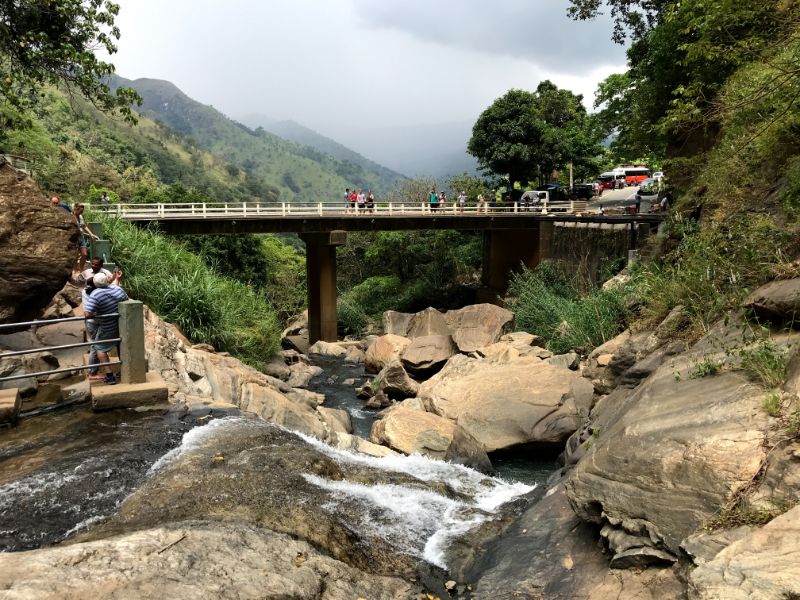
<box><xmin>507</xmin><ymin>262</ymin><xmax>632</xmax><ymax>354</ymax></box>
<box><xmin>99</xmin><ymin>215</ymin><xmax>281</xmax><ymax>367</ymax></box>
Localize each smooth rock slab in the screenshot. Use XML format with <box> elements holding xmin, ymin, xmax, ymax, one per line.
<box><xmin>0</xmin><ymin>388</ymin><xmax>21</xmax><ymax>422</ymax></box>
<box><xmin>401</xmin><ymin>334</ymin><xmax>457</xmax><ymax>376</ymax></box>
<box><xmin>0</xmin><ymin>521</ymin><xmax>413</xmax><ymax>600</ymax></box>
<box><xmin>364</xmin><ymin>334</ymin><xmax>411</xmax><ymax>374</ymax></box>
<box><xmin>444</xmin><ymin>303</ymin><xmax>514</xmax><ymax>353</ymax></box>
<box><xmin>91</xmin><ymin>371</ymin><xmax>169</xmax><ymax>411</ymax></box>
<box><xmin>743</xmin><ymin>278</ymin><xmax>800</xmax><ymax>323</ymax></box>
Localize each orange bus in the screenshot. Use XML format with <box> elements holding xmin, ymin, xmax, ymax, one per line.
<box><xmin>623</xmin><ymin>165</ymin><xmax>651</xmax><ymax>186</ymax></box>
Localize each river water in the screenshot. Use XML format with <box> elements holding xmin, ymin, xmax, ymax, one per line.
<box><xmin>0</xmin><ymin>354</ymin><xmax>556</xmax><ymax>575</ymax></box>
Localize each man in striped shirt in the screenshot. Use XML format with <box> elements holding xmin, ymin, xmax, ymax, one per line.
<box><xmin>84</xmin><ymin>273</ymin><xmax>128</xmax><ymax>385</ymax></box>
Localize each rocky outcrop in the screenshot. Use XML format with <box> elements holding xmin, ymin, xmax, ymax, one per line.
<box><xmin>688</xmin><ymin>506</ymin><xmax>800</xmax><ymax>599</ymax></box>
<box><xmin>0</xmin><ymin>160</ymin><xmax>78</xmax><ymax>322</ymax></box>
<box><xmin>462</xmin><ymin>484</ymin><xmax>684</xmax><ymax>600</ymax></box>
<box><xmin>308</xmin><ymin>340</ymin><xmax>348</xmax><ymax>358</ymax></box>
<box><xmin>370</xmin><ymin>406</ymin><xmax>492</xmax><ymax>472</ymax></box>
<box><xmin>443</xmin><ymin>303</ymin><xmax>514</xmax><ymax>353</ymax></box>
<box><xmin>401</xmin><ymin>334</ymin><xmax>457</xmax><ymax>376</ymax></box>
<box><xmin>383</xmin><ymin>310</ymin><xmax>413</xmax><ymax>336</ymax></box>
<box><xmin>743</xmin><ymin>278</ymin><xmax>800</xmax><ymax>324</ymax></box>
<box><xmin>143</xmin><ymin>308</ymin><xmax>335</xmax><ymax>439</ymax></box>
<box><xmin>418</xmin><ymin>354</ymin><xmax>594</xmax><ymax>452</ymax></box>
<box><xmin>565</xmin><ymin>323</ymin><xmax>774</xmax><ymax>564</ymax></box>
<box><xmin>364</xmin><ymin>334</ymin><xmax>411</xmax><ymax>373</ymax></box>
<box><xmin>0</xmin><ymin>521</ymin><xmax>413</xmax><ymax>600</ymax></box>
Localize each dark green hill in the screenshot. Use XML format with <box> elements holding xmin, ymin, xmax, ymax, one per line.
<box><xmin>113</xmin><ymin>77</ymin><xmax>405</xmax><ymax>202</ymax></box>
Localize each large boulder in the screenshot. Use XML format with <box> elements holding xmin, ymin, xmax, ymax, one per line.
<box><xmin>382</xmin><ymin>310</ymin><xmax>413</xmax><ymax>336</ymax></box>
<box><xmin>370</xmin><ymin>406</ymin><xmax>492</xmax><ymax>472</ymax></box>
<box><xmin>401</xmin><ymin>334</ymin><xmax>458</xmax><ymax>376</ymax></box>
<box><xmin>418</xmin><ymin>354</ymin><xmax>594</xmax><ymax>452</ymax></box>
<box><xmin>565</xmin><ymin>324</ymin><xmax>773</xmax><ymax>562</ymax></box>
<box><xmin>688</xmin><ymin>506</ymin><xmax>800</xmax><ymax>600</ymax></box>
<box><xmin>307</xmin><ymin>340</ymin><xmax>347</xmax><ymax>358</ymax></box>
<box><xmin>364</xmin><ymin>334</ymin><xmax>411</xmax><ymax>374</ymax></box>
<box><xmin>373</xmin><ymin>360</ymin><xmax>419</xmax><ymax>399</ymax></box>
<box><xmin>406</xmin><ymin>307</ymin><xmax>450</xmax><ymax>338</ymax></box>
<box><xmin>0</xmin><ymin>160</ymin><xmax>78</xmax><ymax>322</ymax></box>
<box><xmin>743</xmin><ymin>278</ymin><xmax>800</xmax><ymax>324</ymax></box>
<box><xmin>0</xmin><ymin>522</ymin><xmax>413</xmax><ymax>600</ymax></box>
<box><xmin>443</xmin><ymin>303</ymin><xmax>514</xmax><ymax>353</ymax></box>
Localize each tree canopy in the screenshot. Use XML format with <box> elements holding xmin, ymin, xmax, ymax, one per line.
<box><xmin>467</xmin><ymin>81</ymin><xmax>602</xmax><ymax>187</ymax></box>
<box><xmin>0</xmin><ymin>0</ymin><xmax>139</xmax><ymax>123</ymax></box>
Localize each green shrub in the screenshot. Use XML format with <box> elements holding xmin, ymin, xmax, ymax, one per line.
<box><xmin>508</xmin><ymin>262</ymin><xmax>632</xmax><ymax>354</ymax></box>
<box><xmin>762</xmin><ymin>391</ymin><xmax>782</xmax><ymax>417</ymax></box>
<box><xmin>689</xmin><ymin>356</ymin><xmax>723</xmax><ymax>379</ymax></box>
<box><xmin>98</xmin><ymin>215</ymin><xmax>281</xmax><ymax>367</ymax></box>
<box><xmin>739</xmin><ymin>338</ymin><xmax>788</xmax><ymax>389</ymax></box>
<box><xmin>337</xmin><ymin>294</ymin><xmax>368</xmax><ymax>337</ymax></box>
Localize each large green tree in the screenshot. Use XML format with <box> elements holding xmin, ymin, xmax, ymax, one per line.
<box><xmin>0</xmin><ymin>0</ymin><xmax>139</xmax><ymax>134</ymax></box>
<box><xmin>468</xmin><ymin>81</ymin><xmax>602</xmax><ymax>187</ymax></box>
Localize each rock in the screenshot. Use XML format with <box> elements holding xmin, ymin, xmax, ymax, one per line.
<box><xmin>462</xmin><ymin>483</ymin><xmax>685</xmax><ymax>600</ymax></box>
<box><xmin>142</xmin><ymin>308</ymin><xmax>330</xmax><ymax>440</ymax></box>
<box><xmin>784</xmin><ymin>345</ymin><xmax>800</xmax><ymax>396</ymax></box>
<box><xmin>262</xmin><ymin>356</ymin><xmax>291</xmax><ymax>381</ymax></box>
<box><xmin>370</xmin><ymin>406</ymin><xmax>492</xmax><ymax>472</ymax></box>
<box><xmin>0</xmin><ymin>161</ymin><xmax>78</xmax><ymax>323</ymax></box>
<box><xmin>544</xmin><ymin>352</ymin><xmax>580</xmax><ymax>370</ymax></box>
<box><xmin>282</xmin><ymin>310</ymin><xmax>308</xmax><ymax>337</ymax></box>
<box><xmin>283</xmin><ymin>334</ymin><xmax>310</xmax><ymax>355</ymax></box>
<box><xmin>401</xmin><ymin>334</ymin><xmax>457</xmax><ymax>376</ymax></box>
<box><xmin>582</xmin><ymin>329</ymin><xmax>662</xmax><ymax>394</ymax></box>
<box><xmin>566</xmin><ymin>325</ymin><xmax>772</xmax><ymax>558</ymax></box>
<box><xmin>478</xmin><ymin>342</ymin><xmax>552</xmax><ymax>361</ymax></box>
<box><xmin>743</xmin><ymin>278</ymin><xmax>800</xmax><ymax>324</ymax></box>
<box><xmin>688</xmin><ymin>506</ymin><xmax>800</xmax><ymax>600</ymax></box>
<box><xmin>329</xmin><ymin>431</ymin><xmax>400</xmax><ymax>457</ymax></box>
<box><xmin>190</xmin><ymin>343</ymin><xmax>215</xmax><ymax>353</ymax></box>
<box><xmin>57</xmin><ymin>282</ymin><xmax>83</xmax><ymax>308</ymax></box>
<box><xmin>0</xmin><ymin>521</ymin><xmax>413</xmax><ymax>599</ymax></box>
<box><xmin>317</xmin><ymin>406</ymin><xmax>353</xmax><ymax>435</ymax></box>
<box><xmin>286</xmin><ymin>362</ymin><xmax>323</xmax><ymax>388</ymax></box>
<box><xmin>76</xmin><ymin>419</ymin><xmax>423</xmax><ymax>577</ymax></box>
<box><xmin>418</xmin><ymin>354</ymin><xmax>594</xmax><ymax>452</ymax></box>
<box><xmin>443</xmin><ymin>304</ymin><xmax>514</xmax><ymax>353</ymax></box>
<box><xmin>39</xmin><ymin>294</ymin><xmax>74</xmax><ymax>320</ymax></box>
<box><xmin>364</xmin><ymin>334</ymin><xmax>412</xmax><ymax>374</ymax></box>
<box><xmin>499</xmin><ymin>331</ymin><xmax>545</xmax><ymax>348</ymax></box>
<box><xmin>365</xmin><ymin>391</ymin><xmax>392</xmax><ymax>409</ymax></box>
<box><xmin>602</xmin><ymin>272</ymin><xmax>630</xmax><ymax>289</ymax></box>
<box><xmin>406</xmin><ymin>307</ymin><xmax>450</xmax><ymax>338</ymax></box>
<box><xmin>373</xmin><ymin>360</ymin><xmax>420</xmax><ymax>400</ymax></box>
<box><xmin>383</xmin><ymin>310</ymin><xmax>413</xmax><ymax>336</ymax></box>
<box><xmin>308</xmin><ymin>340</ymin><xmax>348</xmax><ymax>357</ymax></box>
<box><xmin>240</xmin><ymin>383</ymin><xmax>327</xmax><ymax>439</ymax></box>
<box><xmin>681</xmin><ymin>527</ymin><xmax>753</xmax><ymax>566</ymax></box>
<box><xmin>343</xmin><ymin>346</ymin><xmax>365</xmax><ymax>364</ymax></box>
<box><xmin>0</xmin><ymin>388</ymin><xmax>21</xmax><ymax>423</ymax></box>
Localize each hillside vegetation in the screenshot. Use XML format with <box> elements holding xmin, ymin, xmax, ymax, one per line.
<box><xmin>114</xmin><ymin>77</ymin><xmax>405</xmax><ymax>203</ymax></box>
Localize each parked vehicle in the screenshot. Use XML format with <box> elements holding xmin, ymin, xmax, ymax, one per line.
<box><xmin>597</xmin><ymin>171</ymin><xmax>626</xmax><ymax>191</ymax></box>
<box><xmin>638</xmin><ymin>178</ymin><xmax>658</xmax><ymax>195</ymax></box>
<box><xmin>571</xmin><ymin>183</ymin><xmax>594</xmax><ymax>200</ymax></box>
<box><xmin>623</xmin><ymin>165</ymin><xmax>651</xmax><ymax>186</ymax></box>
<box><xmin>653</xmin><ymin>171</ymin><xmax>664</xmax><ymax>182</ymax></box>
<box><xmin>537</xmin><ymin>183</ymin><xmax>570</xmax><ymax>201</ymax></box>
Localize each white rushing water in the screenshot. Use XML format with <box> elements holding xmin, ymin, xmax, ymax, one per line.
<box><xmin>295</xmin><ymin>430</ymin><xmax>534</xmax><ymax>569</ymax></box>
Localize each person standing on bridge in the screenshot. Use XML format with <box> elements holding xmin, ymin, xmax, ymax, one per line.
<box><xmin>429</xmin><ymin>188</ymin><xmax>439</xmax><ymax>212</ymax></box>
<box><xmin>344</xmin><ymin>188</ymin><xmax>351</xmax><ymax>213</ymax></box>
<box><xmin>356</xmin><ymin>189</ymin><xmax>366</xmax><ymax>212</ymax></box>
<box><xmin>458</xmin><ymin>191</ymin><xmax>466</xmax><ymax>213</ymax></box>
<box><xmin>366</xmin><ymin>190</ymin><xmax>375</xmax><ymax>213</ymax></box>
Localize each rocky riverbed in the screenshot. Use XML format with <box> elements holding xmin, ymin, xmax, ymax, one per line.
<box><xmin>1</xmin><ymin>283</ymin><xmax>800</xmax><ymax>599</ymax></box>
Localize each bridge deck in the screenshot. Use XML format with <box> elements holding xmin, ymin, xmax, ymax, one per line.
<box><xmin>98</xmin><ymin>202</ymin><xmax>664</xmax><ymax>234</ymax></box>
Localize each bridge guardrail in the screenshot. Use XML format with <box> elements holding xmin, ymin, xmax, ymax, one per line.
<box><xmin>87</xmin><ymin>198</ymin><xmax>599</xmax><ymax>219</ymax></box>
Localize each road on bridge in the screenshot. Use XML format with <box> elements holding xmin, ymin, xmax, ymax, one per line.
<box><xmin>590</xmin><ymin>186</ymin><xmax>658</xmax><ymax>212</ymax></box>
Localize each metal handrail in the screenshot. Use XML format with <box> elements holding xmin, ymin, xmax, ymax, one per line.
<box><xmin>0</xmin><ymin>338</ymin><xmax>121</xmax><ymax>358</ymax></box>
<box><xmin>0</xmin><ymin>313</ymin><xmax>119</xmax><ymax>332</ymax></box>
<box><xmin>0</xmin><ymin>361</ymin><xmax>122</xmax><ymax>382</ymax></box>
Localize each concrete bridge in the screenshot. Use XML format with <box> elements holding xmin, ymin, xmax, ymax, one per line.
<box><xmin>103</xmin><ymin>201</ymin><xmax>664</xmax><ymax>343</ymax></box>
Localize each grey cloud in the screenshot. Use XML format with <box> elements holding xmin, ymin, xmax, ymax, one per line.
<box><xmin>352</xmin><ymin>0</ymin><xmax>625</xmax><ymax>73</ymax></box>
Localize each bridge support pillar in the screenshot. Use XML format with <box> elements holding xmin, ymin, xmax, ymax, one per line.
<box><xmin>480</xmin><ymin>223</ymin><xmax>552</xmax><ymax>299</ymax></box>
<box><xmin>301</xmin><ymin>231</ymin><xmax>347</xmax><ymax>344</ymax></box>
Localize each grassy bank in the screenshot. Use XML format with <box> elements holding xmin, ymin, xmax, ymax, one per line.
<box><xmin>98</xmin><ymin>216</ymin><xmax>281</xmax><ymax>366</ymax></box>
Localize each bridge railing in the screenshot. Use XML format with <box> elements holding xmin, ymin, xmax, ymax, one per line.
<box><xmin>87</xmin><ymin>199</ymin><xmax>596</xmax><ymax>219</ymax></box>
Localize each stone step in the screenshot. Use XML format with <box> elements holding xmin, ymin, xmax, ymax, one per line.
<box><xmin>0</xmin><ymin>388</ymin><xmax>21</xmax><ymax>423</ymax></box>
<box><xmin>91</xmin><ymin>371</ymin><xmax>168</xmax><ymax>411</ymax></box>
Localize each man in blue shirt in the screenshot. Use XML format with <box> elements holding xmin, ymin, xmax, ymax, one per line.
<box><xmin>84</xmin><ymin>273</ymin><xmax>128</xmax><ymax>385</ymax></box>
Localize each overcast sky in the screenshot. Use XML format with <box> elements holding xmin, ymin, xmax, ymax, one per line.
<box><xmin>110</xmin><ymin>1</ymin><xmax>626</xmax><ymax>160</ymax></box>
